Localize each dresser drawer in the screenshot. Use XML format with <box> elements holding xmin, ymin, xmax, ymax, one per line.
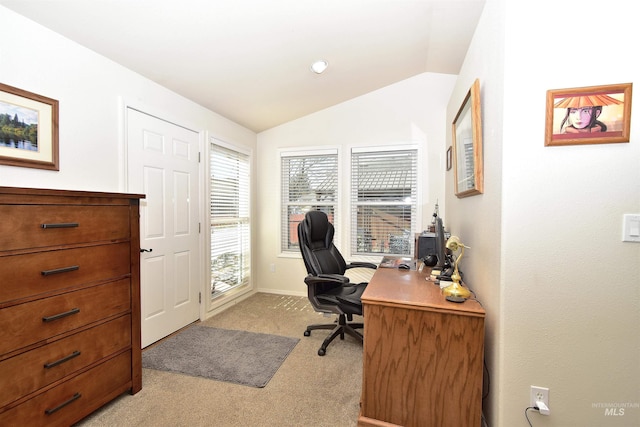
<box><xmin>0</xmin><ymin>242</ymin><xmax>130</xmax><ymax>305</ymax></box>
<box><xmin>0</xmin><ymin>279</ymin><xmax>131</xmax><ymax>355</ymax></box>
<box><xmin>0</xmin><ymin>205</ymin><xmax>131</xmax><ymax>251</ymax></box>
<box><xmin>0</xmin><ymin>315</ymin><xmax>131</xmax><ymax>408</ymax></box>
<box><xmin>0</xmin><ymin>350</ymin><xmax>132</xmax><ymax>427</ymax></box>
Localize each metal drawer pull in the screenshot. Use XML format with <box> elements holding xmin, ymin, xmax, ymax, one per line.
<box><xmin>44</xmin><ymin>392</ymin><xmax>81</xmax><ymax>415</ymax></box>
<box><xmin>42</xmin><ymin>308</ymin><xmax>80</xmax><ymax>322</ymax></box>
<box><xmin>41</xmin><ymin>222</ymin><xmax>79</xmax><ymax>229</ymax></box>
<box><xmin>41</xmin><ymin>265</ymin><xmax>80</xmax><ymax>276</ymax></box>
<box><xmin>44</xmin><ymin>350</ymin><xmax>81</xmax><ymax>369</ymax></box>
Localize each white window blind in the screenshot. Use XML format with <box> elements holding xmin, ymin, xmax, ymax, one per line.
<box><xmin>281</xmin><ymin>150</ymin><xmax>338</xmax><ymax>252</ymax></box>
<box><xmin>210</xmin><ymin>142</ymin><xmax>250</xmax><ymax>298</ymax></box>
<box><xmin>351</xmin><ymin>148</ymin><xmax>417</xmax><ymax>256</ymax></box>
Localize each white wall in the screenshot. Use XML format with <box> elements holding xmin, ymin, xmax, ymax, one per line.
<box><xmin>256</xmin><ymin>73</ymin><xmax>456</xmax><ymax>295</ymax></box>
<box><xmin>445</xmin><ymin>0</ymin><xmax>505</xmax><ymax>424</ymax></box>
<box><xmin>448</xmin><ymin>1</ymin><xmax>640</xmax><ymax>426</ymax></box>
<box><xmin>0</xmin><ymin>6</ymin><xmax>256</xmax><ymax>192</ymax></box>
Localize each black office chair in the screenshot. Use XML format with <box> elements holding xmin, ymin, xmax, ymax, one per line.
<box><xmin>297</xmin><ymin>210</ymin><xmax>377</xmax><ymax>356</ymax></box>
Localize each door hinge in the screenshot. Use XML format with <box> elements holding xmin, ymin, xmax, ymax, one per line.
<box><xmin>199</xmin><ymin>222</ymin><xmax>201</xmax><ymax>234</ymax></box>
<box><xmin>198</xmin><ymin>152</ymin><xmax>201</xmax><ymax>163</ymax></box>
<box><xmin>199</xmin><ymin>292</ymin><xmax>202</xmax><ymax>304</ymax></box>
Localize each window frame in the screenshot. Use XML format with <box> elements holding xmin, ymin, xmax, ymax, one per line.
<box><xmin>350</xmin><ymin>145</ymin><xmax>420</xmax><ymax>258</ymax></box>
<box><xmin>209</xmin><ymin>138</ymin><xmax>252</xmax><ymax>301</ymax></box>
<box><xmin>278</xmin><ymin>144</ymin><xmax>422</xmax><ymax>262</ymax></box>
<box><xmin>279</xmin><ymin>148</ymin><xmax>339</xmax><ymax>255</ymax></box>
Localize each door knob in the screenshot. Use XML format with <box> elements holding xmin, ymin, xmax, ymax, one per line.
<box><xmin>140</xmin><ymin>248</ymin><xmax>153</xmax><ymax>253</ymax></box>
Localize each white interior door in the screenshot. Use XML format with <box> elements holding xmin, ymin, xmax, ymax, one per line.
<box><xmin>127</xmin><ymin>108</ymin><xmax>200</xmax><ymax>347</ymax></box>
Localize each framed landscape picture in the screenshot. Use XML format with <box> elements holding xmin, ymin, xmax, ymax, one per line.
<box><xmin>0</xmin><ymin>83</ymin><xmax>59</xmax><ymax>170</ymax></box>
<box><xmin>545</xmin><ymin>83</ymin><xmax>632</xmax><ymax>146</ymax></box>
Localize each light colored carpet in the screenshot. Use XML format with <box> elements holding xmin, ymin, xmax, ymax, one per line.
<box><xmin>141</xmin><ymin>325</ymin><xmax>299</xmax><ymax>388</ymax></box>
<box><xmin>75</xmin><ymin>293</ymin><xmax>363</xmax><ymax>427</ymax></box>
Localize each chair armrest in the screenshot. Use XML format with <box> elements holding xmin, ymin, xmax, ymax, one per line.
<box><xmin>304</xmin><ymin>274</ymin><xmax>350</xmax><ymax>286</ymax></box>
<box><xmin>345</xmin><ymin>262</ymin><xmax>378</xmax><ymax>270</ymax></box>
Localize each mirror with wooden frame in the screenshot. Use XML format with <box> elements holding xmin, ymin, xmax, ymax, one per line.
<box><xmin>452</xmin><ymin>79</ymin><xmax>483</xmax><ymax>198</ymax></box>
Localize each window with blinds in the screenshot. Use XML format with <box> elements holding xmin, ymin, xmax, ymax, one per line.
<box><xmin>281</xmin><ymin>150</ymin><xmax>338</xmax><ymax>252</ymax></box>
<box><xmin>351</xmin><ymin>148</ymin><xmax>417</xmax><ymax>256</ymax></box>
<box><xmin>210</xmin><ymin>142</ymin><xmax>250</xmax><ymax>298</ymax></box>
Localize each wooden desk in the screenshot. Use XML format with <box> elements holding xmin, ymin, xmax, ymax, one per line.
<box><xmin>358</xmin><ymin>267</ymin><xmax>485</xmax><ymax>427</ymax></box>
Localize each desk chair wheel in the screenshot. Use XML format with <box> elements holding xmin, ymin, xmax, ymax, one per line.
<box><xmin>304</xmin><ymin>328</ymin><xmax>328</xmax><ymax>356</ymax></box>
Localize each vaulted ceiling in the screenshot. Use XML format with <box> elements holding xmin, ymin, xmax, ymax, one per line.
<box><xmin>1</xmin><ymin>0</ymin><xmax>485</xmax><ymax>132</ymax></box>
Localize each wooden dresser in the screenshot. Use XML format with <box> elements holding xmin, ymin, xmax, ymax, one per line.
<box><xmin>358</xmin><ymin>267</ymin><xmax>485</xmax><ymax>427</ymax></box>
<box><xmin>0</xmin><ymin>187</ymin><xmax>144</xmax><ymax>426</ymax></box>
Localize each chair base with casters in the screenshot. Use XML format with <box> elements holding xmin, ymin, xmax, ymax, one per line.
<box><xmin>304</xmin><ymin>312</ymin><xmax>364</xmax><ymax>356</ymax></box>
<box><xmin>302</xmin><ymin>275</ymin><xmax>369</xmax><ymax>356</ymax></box>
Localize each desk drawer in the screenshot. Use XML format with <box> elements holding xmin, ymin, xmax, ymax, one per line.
<box><xmin>0</xmin><ymin>242</ymin><xmax>130</xmax><ymax>304</ymax></box>
<box><xmin>0</xmin><ymin>351</ymin><xmax>131</xmax><ymax>427</ymax></box>
<box><xmin>0</xmin><ymin>315</ymin><xmax>131</xmax><ymax>408</ymax></box>
<box><xmin>0</xmin><ymin>205</ymin><xmax>130</xmax><ymax>251</ymax></box>
<box><xmin>0</xmin><ymin>279</ymin><xmax>131</xmax><ymax>355</ymax></box>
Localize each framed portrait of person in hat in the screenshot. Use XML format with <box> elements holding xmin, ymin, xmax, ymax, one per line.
<box><xmin>545</xmin><ymin>83</ymin><xmax>632</xmax><ymax>146</ymax></box>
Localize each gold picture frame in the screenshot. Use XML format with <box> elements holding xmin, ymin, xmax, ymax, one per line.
<box><xmin>545</xmin><ymin>83</ymin><xmax>632</xmax><ymax>146</ymax></box>
<box><xmin>0</xmin><ymin>83</ymin><xmax>59</xmax><ymax>170</ymax></box>
<box><xmin>452</xmin><ymin>79</ymin><xmax>483</xmax><ymax>198</ymax></box>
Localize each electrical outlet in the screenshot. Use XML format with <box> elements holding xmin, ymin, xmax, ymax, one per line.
<box><xmin>530</xmin><ymin>386</ymin><xmax>550</xmax><ymax>415</ymax></box>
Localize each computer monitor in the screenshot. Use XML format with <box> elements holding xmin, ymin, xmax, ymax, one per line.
<box><xmin>433</xmin><ymin>217</ymin><xmax>449</xmax><ymax>271</ymax></box>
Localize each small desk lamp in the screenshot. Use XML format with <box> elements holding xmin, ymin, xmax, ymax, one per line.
<box><xmin>442</xmin><ymin>236</ymin><xmax>472</xmax><ymax>302</ymax></box>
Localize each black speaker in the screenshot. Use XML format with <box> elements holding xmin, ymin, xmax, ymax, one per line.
<box><xmin>416</xmin><ymin>233</ymin><xmax>437</xmax><ymax>259</ymax></box>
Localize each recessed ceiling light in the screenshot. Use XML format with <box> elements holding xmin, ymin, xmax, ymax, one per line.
<box><xmin>310</xmin><ymin>59</ymin><xmax>329</xmax><ymax>74</ymax></box>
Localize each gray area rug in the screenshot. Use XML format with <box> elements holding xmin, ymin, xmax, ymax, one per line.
<box><xmin>142</xmin><ymin>325</ymin><xmax>299</xmax><ymax>388</ymax></box>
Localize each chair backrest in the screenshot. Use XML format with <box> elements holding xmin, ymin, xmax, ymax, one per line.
<box><xmin>297</xmin><ymin>211</ymin><xmax>347</xmax><ymax>276</ymax></box>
